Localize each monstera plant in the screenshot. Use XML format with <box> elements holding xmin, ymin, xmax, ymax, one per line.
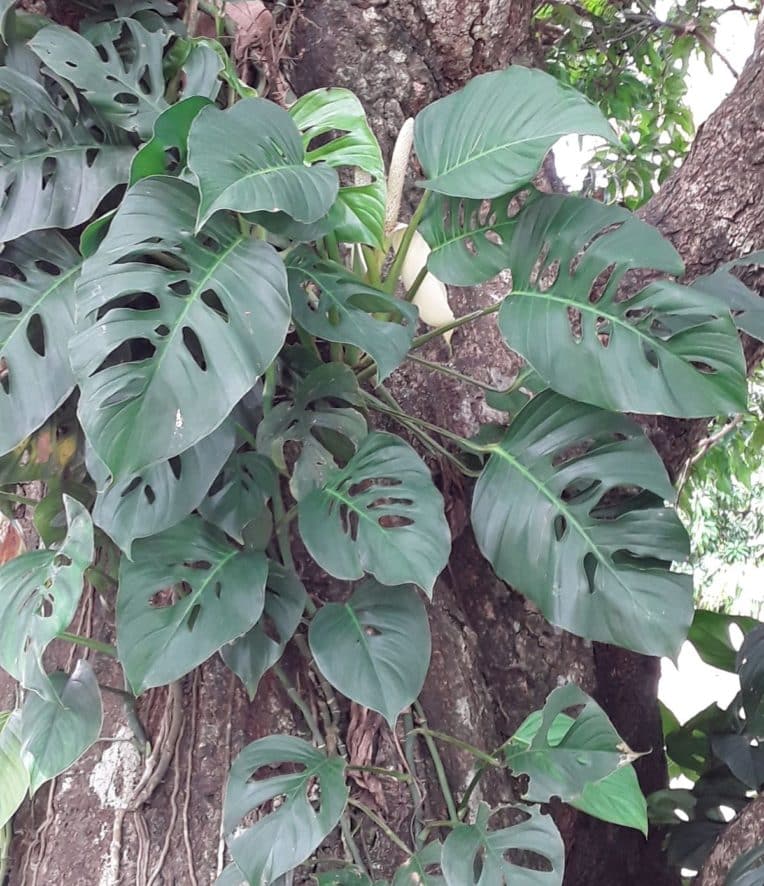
<box><xmin>0</xmin><ymin>1</ymin><xmax>759</xmax><ymax>883</ymax></box>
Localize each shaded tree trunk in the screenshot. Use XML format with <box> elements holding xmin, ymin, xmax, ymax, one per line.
<box><xmin>1</xmin><ymin>4</ymin><xmax>763</xmax><ymax>886</ymax></box>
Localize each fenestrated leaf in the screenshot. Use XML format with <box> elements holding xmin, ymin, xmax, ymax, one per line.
<box><xmin>30</xmin><ymin>19</ymin><xmax>169</xmax><ymax>138</ymax></box>
<box><xmin>220</xmin><ymin>564</ymin><xmax>307</xmax><ymax>699</ymax></box>
<box><xmin>309</xmin><ymin>579</ymin><xmax>430</xmax><ymax>726</ymax></box>
<box><xmin>130</xmin><ymin>96</ymin><xmax>212</xmax><ymax>184</ymax></box>
<box><xmin>0</xmin><ymin>711</ymin><xmax>28</xmax><ymax>829</ymax></box>
<box><xmin>503</xmin><ymin>684</ymin><xmax>647</xmax><ymax>834</ymax></box>
<box><xmin>414</xmin><ymin>66</ymin><xmax>616</xmax><ymax>199</ymax></box>
<box><xmin>256</xmin><ymin>362</ymin><xmax>367</xmax><ymax>499</ymax></box>
<box><xmin>711</xmin><ymin>733</ymin><xmax>764</xmax><ymax>790</ymax></box>
<box><xmin>188</xmin><ymin>98</ymin><xmax>339</xmax><ymax>230</ymax></box>
<box><xmin>298</xmin><ymin>432</ymin><xmax>451</xmax><ymax>595</ymax></box>
<box><xmin>688</xmin><ymin>610</ymin><xmax>759</xmax><ymax>673</ymax></box>
<box><xmin>496</xmin><ymin>193</ymin><xmax>747</xmax><ymax>417</ymax></box>
<box><xmin>0</xmin><ymin>66</ymin><xmax>132</xmax><ymax>242</ymax></box>
<box><xmin>692</xmin><ymin>250</ymin><xmax>764</xmax><ymax>343</ymax></box>
<box><xmin>0</xmin><ymin>231</ymin><xmax>81</xmax><ymax>455</ymax></box>
<box><xmin>88</xmin><ymin>420</ymin><xmax>236</xmax><ymax>557</ymax></box>
<box><xmin>287</xmin><ymin>87</ymin><xmax>386</xmax><ymax>247</ymax></box>
<box><xmin>737</xmin><ymin>625</ymin><xmax>764</xmax><ymax>735</ymax></box>
<box><xmin>223</xmin><ymin>735</ymin><xmax>349</xmax><ymax>884</ymax></box>
<box><xmin>72</xmin><ymin>176</ymin><xmax>290</xmax><ymax>481</ymax></box>
<box><xmin>471</xmin><ymin>391</ymin><xmax>693</xmax><ymax>657</ymax></box>
<box><xmin>0</xmin><ymin>496</ymin><xmax>93</xmax><ymax>699</ymax></box>
<box><xmin>20</xmin><ymin>660</ymin><xmax>103</xmax><ymax>793</ymax></box>
<box><xmin>118</xmin><ymin>515</ymin><xmax>268</xmax><ymax>694</ymax></box>
<box><xmin>286</xmin><ymin>248</ymin><xmax>417</xmax><ymax>381</ymax></box>
<box><xmin>441</xmin><ymin>802</ymin><xmax>564</xmax><ymax>886</ymax></box>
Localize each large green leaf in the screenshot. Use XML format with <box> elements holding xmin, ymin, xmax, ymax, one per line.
<box><xmin>496</xmin><ymin>193</ymin><xmax>747</xmax><ymax>417</ymax></box>
<box><xmin>188</xmin><ymin>98</ymin><xmax>339</xmax><ymax>230</ymax></box>
<box><xmin>286</xmin><ymin>248</ymin><xmax>417</xmax><ymax>381</ymax></box>
<box><xmin>414</xmin><ymin>66</ymin><xmax>616</xmax><ymax>198</ymax></box>
<box><xmin>29</xmin><ymin>19</ymin><xmax>169</xmax><ymax>138</ymax></box>
<box><xmin>687</xmin><ymin>610</ymin><xmax>760</xmax><ymax>673</ymax></box>
<box><xmin>20</xmin><ymin>660</ymin><xmax>103</xmax><ymax>793</ymax></box>
<box><xmin>471</xmin><ymin>391</ymin><xmax>693</xmax><ymax>656</ymax></box>
<box><xmin>503</xmin><ymin>685</ymin><xmax>647</xmax><ymax>834</ymax></box>
<box><xmin>223</xmin><ymin>735</ymin><xmax>348</xmax><ymax>884</ymax></box>
<box><xmin>441</xmin><ymin>803</ymin><xmax>564</xmax><ymax>886</ymax></box>
<box><xmin>287</xmin><ymin>87</ymin><xmax>386</xmax><ymax>247</ymax></box>
<box><xmin>0</xmin><ymin>711</ymin><xmax>28</xmax><ymax>829</ymax></box>
<box><xmin>117</xmin><ymin>515</ymin><xmax>268</xmax><ymax>694</ymax></box>
<box><xmin>0</xmin><ymin>66</ymin><xmax>132</xmax><ymax>242</ymax></box>
<box><xmin>738</xmin><ymin>625</ymin><xmax>764</xmax><ymax>736</ymax></box>
<box><xmin>309</xmin><ymin>579</ymin><xmax>430</xmax><ymax>726</ymax></box>
<box><xmin>72</xmin><ymin>176</ymin><xmax>290</xmax><ymax>480</ymax></box>
<box><xmin>88</xmin><ymin>420</ymin><xmax>236</xmax><ymax>557</ymax></box>
<box><xmin>0</xmin><ymin>496</ymin><xmax>93</xmax><ymax>699</ymax></box>
<box><xmin>221</xmin><ymin>564</ymin><xmax>306</xmax><ymax>699</ymax></box>
<box><xmin>0</xmin><ymin>231</ymin><xmax>81</xmax><ymax>455</ymax></box>
<box><xmin>256</xmin><ymin>362</ymin><xmax>367</xmax><ymax>499</ymax></box>
<box><xmin>298</xmin><ymin>432</ymin><xmax>451</xmax><ymax>595</ymax></box>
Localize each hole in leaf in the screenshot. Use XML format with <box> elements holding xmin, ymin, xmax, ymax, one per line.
<box><xmin>484</xmin><ymin>229</ymin><xmax>503</xmax><ymax>246</ymax></box>
<box><xmin>595</xmin><ymin>316</ymin><xmax>612</xmax><ymax>347</ymax></box>
<box><xmin>95</xmin><ymin>44</ymin><xmax>109</xmax><ymax>62</ymax></box>
<box><xmin>182</xmin><ymin>326</ymin><xmax>208</xmax><ymax>371</ymax></box>
<box><xmin>464</xmin><ymin>237</ymin><xmax>477</xmax><ymax>256</ymax></box>
<box><xmin>85</xmin><ymin>148</ymin><xmax>99</xmax><ymax>168</ymax></box>
<box><xmin>35</xmin><ymin>259</ymin><xmax>61</xmax><ymax>276</ymax></box>
<box><xmin>568</xmin><ymin>307</ymin><xmax>583</xmax><ymax>343</ymax></box>
<box><xmin>588</xmin><ymin>264</ymin><xmax>616</xmax><ymax>304</ymax></box>
<box><xmin>473</xmin><ymin>848</ymin><xmax>485</xmax><ymax>881</ymax></box>
<box><xmin>348</xmin><ymin>477</ymin><xmax>401</xmax><ymax>496</ymax></box>
<box><xmin>213</xmin><ymin>581</ymin><xmax>223</xmax><ymax>600</ymax></box>
<box><xmin>504</xmin><ymin>848</ymin><xmax>553</xmax><ymax>872</ymax></box>
<box><xmin>583</xmin><ymin>552</ymin><xmax>598</xmax><ymax>594</ymax></box>
<box><xmin>553</xmin><ymin>514</ymin><xmax>567</xmax><ymax>541</ymax></box>
<box><xmin>39</xmin><ymin>596</ymin><xmax>53</xmax><ymax>618</ymax></box>
<box><xmin>144</xmin><ymin>484</ymin><xmax>155</xmax><ymax>504</ymax></box>
<box><xmin>114</xmin><ymin>92</ymin><xmax>139</xmax><ymax>106</ymax></box>
<box><xmin>121</xmin><ymin>477</ymin><xmax>143</xmax><ymax>498</ymax></box>
<box><xmin>201</xmin><ymin>288</ymin><xmax>229</xmax><ymax>321</ymax></box>
<box><xmin>168</xmin><ymin>455</ymin><xmax>182</xmax><ymax>480</ymax></box>
<box><xmin>691</xmin><ymin>360</ymin><xmax>715</xmax><ymax>374</ymax></box>
<box><xmin>150</xmin><ymin>588</ymin><xmax>174</xmax><ymax>608</ymax></box>
<box><xmin>378</xmin><ymin>514</ymin><xmax>414</xmax><ymax>528</ymax></box>
<box><xmin>155</xmin><ymin>324</ymin><xmax>170</xmax><ymax>337</ymax></box>
<box><xmin>198</xmin><ymin>234</ymin><xmax>222</xmax><ymax>253</ymax></box>
<box><xmin>0</xmin><ymin>299</ymin><xmax>22</xmax><ymax>315</ymax></box>
<box><xmin>529</xmin><ymin>242</ymin><xmax>551</xmax><ymax>286</ymax></box>
<box><xmin>170</xmin><ymin>279</ymin><xmax>192</xmax><ymax>297</ymax></box>
<box><xmin>53</xmin><ymin>553</ymin><xmax>72</xmax><ymax>567</ymax></box>
<box><xmin>183</xmin><ymin>560</ymin><xmax>213</xmax><ymax>570</ymax></box>
<box><xmin>363</xmin><ymin>624</ymin><xmax>381</xmax><ymax>637</ymax></box>
<box><xmin>186</xmin><ymin>603</ymin><xmax>201</xmax><ymax>632</ymax></box>
<box><xmin>537</xmin><ymin>259</ymin><xmax>560</xmax><ymax>292</ymax></box>
<box><xmin>0</xmin><ymin>357</ymin><xmax>9</xmax><ymax>394</ymax></box>
<box><xmin>26</xmin><ymin>313</ymin><xmax>46</xmax><ymax>356</ymax></box>
<box><xmin>562</xmin><ymin>478</ymin><xmax>602</xmax><ymax>504</ymax></box>
<box><xmin>41</xmin><ymin>156</ymin><xmax>57</xmax><ymax>188</ymax></box>
<box><xmin>642</xmin><ymin>342</ymin><xmax>660</xmax><ymax>368</ymax></box>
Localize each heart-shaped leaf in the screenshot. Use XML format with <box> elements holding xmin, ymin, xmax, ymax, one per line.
<box><xmin>118</xmin><ymin>515</ymin><xmax>268</xmax><ymax>693</ymax></box>
<box><xmin>0</xmin><ymin>231</ymin><xmax>81</xmax><ymax>455</ymax></box>
<box><xmin>471</xmin><ymin>391</ymin><xmax>693</xmax><ymax>657</ymax></box>
<box><xmin>30</xmin><ymin>19</ymin><xmax>170</xmax><ymax>138</ymax></box>
<box><xmin>495</xmin><ymin>192</ymin><xmax>747</xmax><ymax>417</ymax></box>
<box><xmin>72</xmin><ymin>176</ymin><xmax>290</xmax><ymax>480</ymax></box>
<box><xmin>223</xmin><ymin>735</ymin><xmax>348</xmax><ymax>884</ymax></box>
<box><xmin>188</xmin><ymin>98</ymin><xmax>339</xmax><ymax>229</ymax></box>
<box><xmin>20</xmin><ymin>660</ymin><xmax>103</xmax><ymax>793</ymax></box>
<box><xmin>221</xmin><ymin>564</ymin><xmax>307</xmax><ymax>699</ymax></box>
<box><xmin>0</xmin><ymin>66</ymin><xmax>132</xmax><ymax>242</ymax></box>
<box><xmin>0</xmin><ymin>496</ymin><xmax>93</xmax><ymax>699</ymax></box>
<box><xmin>88</xmin><ymin>420</ymin><xmax>236</xmax><ymax>557</ymax></box>
<box><xmin>441</xmin><ymin>803</ymin><xmax>564</xmax><ymax>886</ymax></box>
<box><xmin>503</xmin><ymin>684</ymin><xmax>647</xmax><ymax>834</ymax></box>
<box><xmin>0</xmin><ymin>712</ymin><xmax>28</xmax><ymax>829</ymax></box>
<box><xmin>286</xmin><ymin>248</ymin><xmax>417</xmax><ymax>381</ymax></box>
<box><xmin>298</xmin><ymin>432</ymin><xmax>451</xmax><ymax>595</ymax></box>
<box><xmin>256</xmin><ymin>362</ymin><xmax>367</xmax><ymax>499</ymax></box>
<box><xmin>309</xmin><ymin>579</ymin><xmax>430</xmax><ymax>726</ymax></box>
<box><xmin>414</xmin><ymin>66</ymin><xmax>616</xmax><ymax>198</ymax></box>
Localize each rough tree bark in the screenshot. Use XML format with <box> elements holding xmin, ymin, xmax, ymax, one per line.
<box><xmin>1</xmin><ymin>4</ymin><xmax>762</xmax><ymax>886</ymax></box>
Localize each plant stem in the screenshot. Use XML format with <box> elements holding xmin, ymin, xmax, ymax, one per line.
<box><xmin>407</xmin><ymin>354</ymin><xmax>503</xmax><ymax>393</ymax></box>
<box><xmin>347</xmin><ymin>763</ymin><xmax>412</xmax><ymax>783</ymax></box>
<box><xmin>273</xmin><ymin>664</ymin><xmax>324</xmax><ymax>746</ymax></box>
<box><xmin>409</xmin><ymin>301</ymin><xmax>501</xmax><ymax>351</ymax></box>
<box><xmin>404</xmin><ymin>265</ymin><xmax>428</xmax><ymax>302</ymax></box>
<box><xmin>403</xmin><ymin>710</ymin><xmax>426</xmax><ymax>848</ymax></box>
<box><xmin>340</xmin><ymin>812</ymin><xmax>368</xmax><ymax>874</ymax></box>
<box><xmin>413</xmin><ymin>702</ymin><xmax>459</xmax><ymax>824</ymax></box>
<box><xmin>409</xmin><ymin>727</ymin><xmax>500</xmax><ymax>768</ymax></box>
<box><xmin>197</xmin><ymin>0</ymin><xmax>235</xmax><ymax>35</ymax></box>
<box><xmin>330</xmin><ymin>342</ymin><xmax>345</xmax><ymax>364</ymax></box>
<box><xmin>262</xmin><ymin>362</ymin><xmax>276</xmax><ymax>415</ymax></box>
<box><xmin>271</xmin><ymin>482</ymin><xmax>295</xmax><ymax>572</ymax></box>
<box><xmin>58</xmin><ymin>632</ymin><xmax>117</xmax><ymax>658</ymax></box>
<box><xmin>349</xmin><ymin>798</ymin><xmax>413</xmax><ymax>857</ymax></box>
<box><xmin>458</xmin><ymin>765</ymin><xmax>487</xmax><ymax>819</ymax></box>
<box><xmin>383</xmin><ymin>192</ymin><xmax>431</xmax><ymax>294</ymax></box>
<box><xmin>324</xmin><ymin>231</ymin><xmax>341</xmax><ymax>263</ymax></box>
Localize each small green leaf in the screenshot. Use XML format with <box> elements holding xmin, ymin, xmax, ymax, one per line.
<box><xmin>471</xmin><ymin>391</ymin><xmax>693</xmax><ymax>657</ymax></box>
<box><xmin>0</xmin><ymin>497</ymin><xmax>93</xmax><ymax>699</ymax></box>
<box><xmin>20</xmin><ymin>660</ymin><xmax>103</xmax><ymax>793</ymax></box>
<box><xmin>0</xmin><ymin>712</ymin><xmax>29</xmax><ymax>829</ymax></box>
<box><xmin>188</xmin><ymin>98</ymin><xmax>339</xmax><ymax>230</ymax></box>
<box><xmin>414</xmin><ymin>66</ymin><xmax>616</xmax><ymax>198</ymax></box>
<box><xmin>393</xmin><ymin>840</ymin><xmax>445</xmax><ymax>885</ymax></box>
<box><xmin>298</xmin><ymin>432</ymin><xmax>451</xmax><ymax>595</ymax></box>
<box><xmin>441</xmin><ymin>802</ymin><xmax>564</xmax><ymax>886</ymax></box>
<box><xmin>130</xmin><ymin>96</ymin><xmax>212</xmax><ymax>184</ymax></box>
<box><xmin>118</xmin><ymin>515</ymin><xmax>268</xmax><ymax>693</ymax></box>
<box><xmin>309</xmin><ymin>579</ymin><xmax>431</xmax><ymax>726</ymax></box>
<box><xmin>221</xmin><ymin>564</ymin><xmax>307</xmax><ymax>699</ymax></box>
<box><xmin>286</xmin><ymin>248</ymin><xmax>417</xmax><ymax>382</ymax></box>
<box><xmin>224</xmin><ymin>735</ymin><xmax>348</xmax><ymax>884</ymax></box>
<box><xmin>688</xmin><ymin>610</ymin><xmax>759</xmax><ymax>673</ymax></box>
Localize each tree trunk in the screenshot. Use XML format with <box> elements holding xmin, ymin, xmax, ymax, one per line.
<box><xmin>2</xmin><ymin>4</ymin><xmax>763</xmax><ymax>886</ymax></box>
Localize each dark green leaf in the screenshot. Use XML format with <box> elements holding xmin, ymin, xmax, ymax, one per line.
<box><xmin>414</xmin><ymin>66</ymin><xmax>616</xmax><ymax>198</ymax></box>
<box><xmin>711</xmin><ymin>733</ymin><xmax>764</xmax><ymax>790</ymax></box>
<box><xmin>188</xmin><ymin>98</ymin><xmax>339</xmax><ymax>229</ymax></box>
<box><xmin>497</xmin><ymin>193</ymin><xmax>746</xmax><ymax>417</ymax></box>
<box><xmin>725</xmin><ymin>841</ymin><xmax>764</xmax><ymax>886</ymax></box>
<box><xmin>286</xmin><ymin>248</ymin><xmax>417</xmax><ymax>381</ymax></box>
<box><xmin>471</xmin><ymin>391</ymin><xmax>693</xmax><ymax>656</ymax></box>
<box><xmin>224</xmin><ymin>735</ymin><xmax>348</xmax><ymax>884</ymax></box>
<box><xmin>20</xmin><ymin>660</ymin><xmax>102</xmax><ymax>793</ymax></box>
<box><xmin>0</xmin><ymin>231</ymin><xmax>81</xmax><ymax>455</ymax></box>
<box><xmin>0</xmin><ymin>711</ymin><xmax>28</xmax><ymax>829</ymax></box>
<box><xmin>130</xmin><ymin>96</ymin><xmax>212</xmax><ymax>184</ymax></box>
<box><xmin>738</xmin><ymin>626</ymin><xmax>764</xmax><ymax>735</ymax></box>
<box><xmin>309</xmin><ymin>578</ymin><xmax>431</xmax><ymax>726</ymax></box>
<box><xmin>72</xmin><ymin>176</ymin><xmax>290</xmax><ymax>480</ymax></box>
<box><xmin>688</xmin><ymin>610</ymin><xmax>759</xmax><ymax>673</ymax></box>
<box><xmin>298</xmin><ymin>432</ymin><xmax>451</xmax><ymax>595</ymax></box>
<box><xmin>118</xmin><ymin>515</ymin><xmax>268</xmax><ymax>693</ymax></box>
<box><xmin>441</xmin><ymin>802</ymin><xmax>564</xmax><ymax>886</ymax></box>
<box><xmin>220</xmin><ymin>564</ymin><xmax>306</xmax><ymax>699</ymax></box>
